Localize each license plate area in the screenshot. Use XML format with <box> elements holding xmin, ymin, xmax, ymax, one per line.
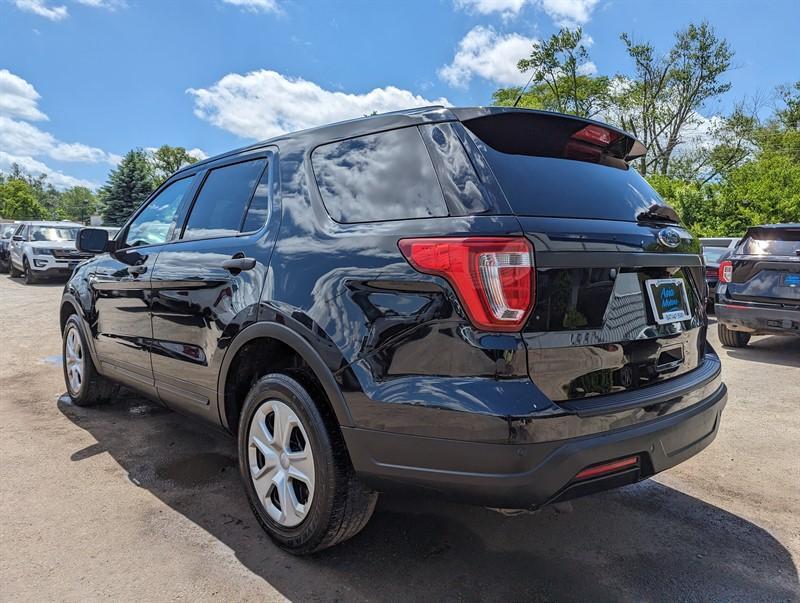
<box><xmin>645</xmin><ymin>278</ymin><xmax>692</xmax><ymax>324</ymax></box>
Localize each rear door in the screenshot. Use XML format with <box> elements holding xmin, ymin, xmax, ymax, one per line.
<box><xmin>90</xmin><ymin>174</ymin><xmax>197</xmax><ymax>395</ymax></box>
<box><xmin>457</xmin><ymin>110</ymin><xmax>707</xmax><ymax>403</ymax></box>
<box><xmin>149</xmin><ymin>151</ymin><xmax>278</xmax><ymax>422</ymax></box>
<box><xmin>723</xmin><ymin>225</ymin><xmax>800</xmax><ymax>305</ymax></box>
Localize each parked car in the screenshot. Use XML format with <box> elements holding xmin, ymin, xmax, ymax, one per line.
<box><xmin>0</xmin><ymin>222</ymin><xmax>18</xmax><ymax>273</ymax></box>
<box><xmin>715</xmin><ymin>223</ymin><xmax>800</xmax><ymax>347</ymax></box>
<box><xmin>702</xmin><ymin>247</ymin><xmax>737</xmax><ymax>307</ymax></box>
<box><xmin>8</xmin><ymin>221</ymin><xmax>93</xmax><ymax>284</ymax></box>
<box><xmin>61</xmin><ymin>107</ymin><xmax>727</xmax><ymax>554</ymax></box>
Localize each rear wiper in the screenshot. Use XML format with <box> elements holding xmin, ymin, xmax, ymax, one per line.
<box><xmin>637</xmin><ymin>203</ymin><xmax>681</xmax><ymax>225</ymax></box>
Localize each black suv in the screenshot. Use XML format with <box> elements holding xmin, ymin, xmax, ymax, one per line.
<box><xmin>62</xmin><ymin>107</ymin><xmax>727</xmax><ymax>554</ymax></box>
<box><xmin>715</xmin><ymin>224</ymin><xmax>800</xmax><ymax>346</ymax></box>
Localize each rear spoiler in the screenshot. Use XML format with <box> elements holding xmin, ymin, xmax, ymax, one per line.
<box><xmin>451</xmin><ymin>107</ymin><xmax>647</xmax><ymax>163</ymax></box>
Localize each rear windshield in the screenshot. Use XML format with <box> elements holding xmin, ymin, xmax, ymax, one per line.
<box><xmin>738</xmin><ymin>230</ymin><xmax>800</xmax><ymax>256</ymax></box>
<box><xmin>470</xmin><ymin>135</ymin><xmax>663</xmax><ymax>221</ymax></box>
<box><xmin>702</xmin><ymin>247</ymin><xmax>729</xmax><ymax>263</ymax></box>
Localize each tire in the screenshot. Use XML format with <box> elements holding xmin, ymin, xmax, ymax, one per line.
<box><xmin>238</xmin><ymin>372</ymin><xmax>378</xmax><ymax>555</ymax></box>
<box><xmin>718</xmin><ymin>322</ymin><xmax>751</xmax><ymax>348</ymax></box>
<box><xmin>23</xmin><ymin>257</ymin><xmax>37</xmax><ymax>284</ymax></box>
<box><xmin>9</xmin><ymin>259</ymin><xmax>22</xmax><ymax>278</ymax></box>
<box><xmin>0</xmin><ymin>259</ymin><xmax>8</xmax><ymax>274</ymax></box>
<box><xmin>62</xmin><ymin>315</ymin><xmax>119</xmax><ymax>406</ymax></box>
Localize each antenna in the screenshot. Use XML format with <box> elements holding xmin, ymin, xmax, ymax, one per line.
<box><xmin>512</xmin><ymin>71</ymin><xmax>536</xmax><ymax>108</ymax></box>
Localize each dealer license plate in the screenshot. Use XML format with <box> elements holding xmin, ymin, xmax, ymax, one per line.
<box><xmin>644</xmin><ymin>278</ymin><xmax>692</xmax><ymax>324</ymax></box>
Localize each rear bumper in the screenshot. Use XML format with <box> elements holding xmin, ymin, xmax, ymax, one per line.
<box><xmin>344</xmin><ymin>382</ymin><xmax>727</xmax><ymax>509</ymax></box>
<box><xmin>716</xmin><ymin>301</ymin><xmax>800</xmax><ymax>335</ymax></box>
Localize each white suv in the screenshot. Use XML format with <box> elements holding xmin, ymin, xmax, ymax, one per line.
<box><xmin>8</xmin><ymin>221</ymin><xmax>92</xmax><ymax>284</ymax></box>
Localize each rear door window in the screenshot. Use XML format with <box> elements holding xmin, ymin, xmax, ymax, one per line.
<box><xmin>311</xmin><ymin>127</ymin><xmax>448</xmax><ymax>223</ymax></box>
<box><xmin>182</xmin><ymin>158</ymin><xmax>268</xmax><ymax>240</ymax></box>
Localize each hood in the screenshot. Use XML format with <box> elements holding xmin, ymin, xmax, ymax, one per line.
<box><xmin>28</xmin><ymin>240</ymin><xmax>77</xmax><ymax>250</ymax></box>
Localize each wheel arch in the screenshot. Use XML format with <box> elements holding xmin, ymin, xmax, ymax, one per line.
<box><xmin>217</xmin><ymin>321</ymin><xmax>354</xmax><ymax>434</ymax></box>
<box><xmin>59</xmin><ymin>294</ymin><xmax>101</xmax><ymax>365</ymax></box>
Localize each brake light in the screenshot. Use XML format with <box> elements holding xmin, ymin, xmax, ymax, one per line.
<box><xmin>571</xmin><ymin>124</ymin><xmax>619</xmax><ymax>147</ymax></box>
<box><xmin>398</xmin><ymin>237</ymin><xmax>535</xmax><ymax>332</ymax></box>
<box><xmin>719</xmin><ymin>260</ymin><xmax>733</xmax><ymax>284</ymax></box>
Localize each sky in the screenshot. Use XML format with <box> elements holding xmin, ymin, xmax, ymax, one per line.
<box><xmin>1</xmin><ymin>0</ymin><xmax>798</xmax><ymax>190</ymax></box>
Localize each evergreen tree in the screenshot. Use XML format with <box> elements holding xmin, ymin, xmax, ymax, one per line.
<box><xmin>101</xmin><ymin>149</ymin><xmax>154</xmax><ymax>226</ymax></box>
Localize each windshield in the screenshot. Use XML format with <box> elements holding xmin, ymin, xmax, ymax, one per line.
<box><xmin>30</xmin><ymin>226</ymin><xmax>80</xmax><ymax>242</ymax></box>
<box><xmin>1</xmin><ymin>225</ymin><xmax>16</xmax><ymax>238</ymax></box>
<box><xmin>702</xmin><ymin>247</ymin><xmax>729</xmax><ymax>264</ymax></box>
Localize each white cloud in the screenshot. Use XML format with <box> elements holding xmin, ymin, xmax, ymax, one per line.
<box><xmin>0</xmin><ymin>117</ymin><xmax>119</xmax><ymax>165</ymax></box>
<box><xmin>577</xmin><ymin>60</ymin><xmax>597</xmax><ymax>76</ymax></box>
<box><xmin>438</xmin><ymin>26</ymin><xmax>536</xmax><ymax>88</ymax></box>
<box><xmin>0</xmin><ymin>152</ymin><xmax>98</xmax><ymax>189</ymax></box>
<box><xmin>0</xmin><ymin>69</ymin><xmax>48</xmax><ymax>121</ymax></box>
<box><xmin>14</xmin><ymin>0</ymin><xmax>68</xmax><ymax>21</ymax></box>
<box><xmin>187</xmin><ymin>148</ymin><xmax>208</xmax><ymax>161</ymax></box>
<box><xmin>221</xmin><ymin>0</ymin><xmax>280</xmax><ymax>13</ymax></box>
<box><xmin>187</xmin><ymin>70</ymin><xmax>450</xmax><ymax>140</ymax></box>
<box><xmin>454</xmin><ymin>0</ymin><xmax>527</xmax><ymax>19</ymax></box>
<box><xmin>0</xmin><ymin>70</ymin><xmax>119</xmax><ymax>190</ymax></box>
<box><xmin>74</xmin><ymin>0</ymin><xmax>127</xmax><ymax>9</ymax></box>
<box><xmin>453</xmin><ymin>0</ymin><xmax>598</xmax><ymax>26</ymax></box>
<box><xmin>540</xmin><ymin>0</ymin><xmax>598</xmax><ymax>27</ymax></box>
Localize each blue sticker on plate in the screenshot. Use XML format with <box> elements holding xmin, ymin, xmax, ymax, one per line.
<box><xmin>783</xmin><ymin>274</ymin><xmax>800</xmax><ymax>287</ymax></box>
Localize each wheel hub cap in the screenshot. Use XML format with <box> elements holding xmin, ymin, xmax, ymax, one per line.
<box><xmin>64</xmin><ymin>326</ymin><xmax>85</xmax><ymax>396</ymax></box>
<box><xmin>247</xmin><ymin>399</ymin><xmax>315</xmax><ymax>528</ymax></box>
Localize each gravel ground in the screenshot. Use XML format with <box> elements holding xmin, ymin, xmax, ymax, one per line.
<box><xmin>1</xmin><ymin>274</ymin><xmax>798</xmax><ymax>602</ymax></box>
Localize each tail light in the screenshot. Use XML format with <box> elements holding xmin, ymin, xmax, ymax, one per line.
<box><xmin>718</xmin><ymin>260</ymin><xmax>733</xmax><ymax>284</ymax></box>
<box><xmin>398</xmin><ymin>237</ymin><xmax>535</xmax><ymax>332</ymax></box>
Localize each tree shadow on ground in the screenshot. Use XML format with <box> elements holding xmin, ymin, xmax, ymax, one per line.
<box><xmin>58</xmin><ymin>393</ymin><xmax>798</xmax><ymax>602</ymax></box>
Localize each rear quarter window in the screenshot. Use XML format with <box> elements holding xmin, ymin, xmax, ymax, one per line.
<box><xmin>311</xmin><ymin>127</ymin><xmax>448</xmax><ymax>223</ymax></box>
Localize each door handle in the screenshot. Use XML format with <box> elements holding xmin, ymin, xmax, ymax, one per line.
<box><xmin>222</xmin><ymin>257</ymin><xmax>256</xmax><ymax>273</ymax></box>
<box><xmin>127</xmin><ymin>265</ymin><xmax>147</xmax><ymax>276</ymax></box>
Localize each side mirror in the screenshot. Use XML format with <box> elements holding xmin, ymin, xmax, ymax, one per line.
<box><xmin>76</xmin><ymin>228</ymin><xmax>110</xmax><ymax>254</ymax></box>
<box><xmin>12</xmin><ymin>235</ymin><xmax>23</xmax><ymax>241</ymax></box>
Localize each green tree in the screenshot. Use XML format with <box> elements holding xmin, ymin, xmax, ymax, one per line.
<box><xmin>610</xmin><ymin>21</ymin><xmax>734</xmax><ymax>177</ymax></box>
<box><xmin>149</xmin><ymin>145</ymin><xmax>199</xmax><ymax>186</ymax></box>
<box><xmin>0</xmin><ymin>178</ymin><xmax>46</xmax><ymax>219</ymax></box>
<box><xmin>2</xmin><ymin>164</ymin><xmax>63</xmax><ymax>219</ymax></box>
<box><xmin>59</xmin><ymin>186</ymin><xmax>98</xmax><ymax>224</ymax></box>
<box><xmin>101</xmin><ymin>149</ymin><xmax>154</xmax><ymax>226</ymax></box>
<box><xmin>714</xmin><ymin>147</ymin><xmax>800</xmax><ymax>234</ymax></box>
<box><xmin>493</xmin><ymin>28</ymin><xmax>609</xmax><ymax>118</ymax></box>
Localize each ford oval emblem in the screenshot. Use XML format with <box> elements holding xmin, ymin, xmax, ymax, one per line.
<box><xmin>658</xmin><ymin>227</ymin><xmax>682</xmax><ymax>248</ymax></box>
